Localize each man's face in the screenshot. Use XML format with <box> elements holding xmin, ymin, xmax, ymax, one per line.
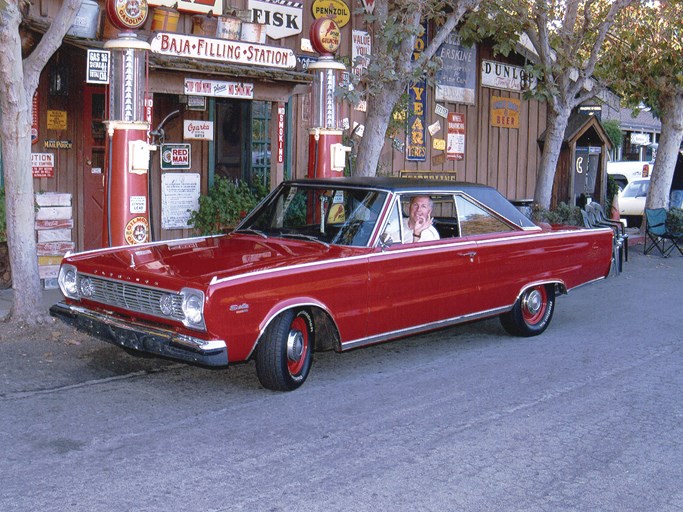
<box><xmin>410</xmin><ymin>196</ymin><xmax>432</xmax><ymax>223</ymax></box>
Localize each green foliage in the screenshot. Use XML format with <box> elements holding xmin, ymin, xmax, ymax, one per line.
<box><xmin>538</xmin><ymin>202</ymin><xmax>584</xmax><ymax>227</ymax></box>
<box><xmin>187</xmin><ymin>177</ymin><xmax>264</xmax><ymax>236</ymax></box>
<box><xmin>666</xmin><ymin>207</ymin><xmax>683</xmax><ymax>234</ymax></box>
<box><xmin>0</xmin><ymin>187</ymin><xmax>6</xmax><ymax>243</ymax></box>
<box><xmin>601</xmin><ymin>120</ymin><xmax>624</xmax><ymax>149</ymax></box>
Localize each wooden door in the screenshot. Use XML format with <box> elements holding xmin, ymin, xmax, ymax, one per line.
<box><xmin>82</xmin><ymin>86</ymin><xmax>106</xmax><ymax>250</ymax></box>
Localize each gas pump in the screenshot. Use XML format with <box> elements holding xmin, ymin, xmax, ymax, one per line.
<box><xmin>102</xmin><ymin>0</ymin><xmax>156</xmax><ymax>246</ymax></box>
<box><xmin>307</xmin><ymin>18</ymin><xmax>351</xmax><ymax>178</ymax></box>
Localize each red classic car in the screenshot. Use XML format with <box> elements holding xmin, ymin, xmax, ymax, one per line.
<box><xmin>50</xmin><ymin>178</ymin><xmax>614</xmax><ymax>391</ymax></box>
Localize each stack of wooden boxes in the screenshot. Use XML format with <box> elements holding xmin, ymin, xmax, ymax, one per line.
<box><xmin>35</xmin><ymin>192</ymin><xmax>74</xmax><ymax>289</ymax></box>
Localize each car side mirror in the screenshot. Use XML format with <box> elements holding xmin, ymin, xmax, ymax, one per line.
<box><xmin>379</xmin><ymin>232</ymin><xmax>394</xmax><ymax>249</ymax></box>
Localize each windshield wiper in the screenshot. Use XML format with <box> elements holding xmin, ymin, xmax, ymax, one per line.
<box><xmin>233</xmin><ymin>227</ymin><xmax>268</xmax><ymax>239</ymax></box>
<box><xmin>279</xmin><ymin>233</ymin><xmax>330</xmax><ymax>248</ymax></box>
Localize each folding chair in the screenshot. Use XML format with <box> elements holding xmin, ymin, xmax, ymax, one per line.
<box><xmin>643</xmin><ymin>208</ymin><xmax>683</xmax><ymax>257</ymax></box>
<box><xmin>589</xmin><ymin>203</ymin><xmax>629</xmax><ymax>262</ymax></box>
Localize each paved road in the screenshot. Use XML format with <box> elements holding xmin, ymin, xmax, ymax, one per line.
<box><xmin>1</xmin><ymin>249</ymin><xmax>682</xmax><ymax>512</ymax></box>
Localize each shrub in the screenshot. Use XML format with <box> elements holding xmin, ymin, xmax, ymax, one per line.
<box><xmin>666</xmin><ymin>207</ymin><xmax>683</xmax><ymax>234</ymax></box>
<box><xmin>187</xmin><ymin>177</ymin><xmax>264</xmax><ymax>236</ymax></box>
<box><xmin>537</xmin><ymin>202</ymin><xmax>584</xmax><ymax>227</ymax></box>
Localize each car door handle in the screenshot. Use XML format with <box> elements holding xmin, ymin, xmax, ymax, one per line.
<box><xmin>459</xmin><ymin>251</ymin><xmax>477</xmax><ymax>261</ymax></box>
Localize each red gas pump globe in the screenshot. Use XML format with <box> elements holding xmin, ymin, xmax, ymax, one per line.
<box><xmin>309</xmin><ymin>18</ymin><xmax>341</xmax><ymax>56</ymax></box>
<box><xmin>106</xmin><ymin>0</ymin><xmax>148</xmax><ymax>30</ymax></box>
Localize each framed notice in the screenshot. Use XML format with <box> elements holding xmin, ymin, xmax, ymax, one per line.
<box><xmin>161</xmin><ymin>173</ymin><xmax>201</xmax><ymax>230</ymax></box>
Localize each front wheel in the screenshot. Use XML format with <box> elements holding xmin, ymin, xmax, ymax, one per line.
<box><xmin>255</xmin><ymin>309</ymin><xmax>314</xmax><ymax>391</ymax></box>
<box><xmin>500</xmin><ymin>284</ymin><xmax>555</xmax><ymax>337</ymax></box>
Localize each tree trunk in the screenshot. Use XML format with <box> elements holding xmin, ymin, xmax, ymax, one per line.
<box><xmin>354</xmin><ymin>82</ymin><xmax>405</xmax><ymax>177</ymax></box>
<box><xmin>0</xmin><ymin>3</ymin><xmax>46</xmax><ymax>324</ymax></box>
<box><xmin>534</xmin><ymin>108</ymin><xmax>571</xmax><ymax>210</ymax></box>
<box><xmin>647</xmin><ymin>93</ymin><xmax>683</xmax><ymax>209</ymax></box>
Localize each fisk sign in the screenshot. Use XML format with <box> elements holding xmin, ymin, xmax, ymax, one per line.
<box><xmin>160</xmin><ymin>143</ymin><xmax>192</xmax><ymax>170</ymax></box>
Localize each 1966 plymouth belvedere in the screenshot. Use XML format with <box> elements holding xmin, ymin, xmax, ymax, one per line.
<box><xmin>50</xmin><ymin>178</ymin><xmax>614</xmax><ymax>391</ymax></box>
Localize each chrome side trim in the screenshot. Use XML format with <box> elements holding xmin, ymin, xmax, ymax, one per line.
<box><xmin>340</xmin><ymin>305</ymin><xmax>511</xmax><ymax>351</ymax></box>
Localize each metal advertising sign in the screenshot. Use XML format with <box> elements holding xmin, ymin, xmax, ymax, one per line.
<box><xmin>248</xmin><ymin>0</ymin><xmax>303</xmax><ymax>40</ymax></box>
<box><xmin>311</xmin><ymin>0</ymin><xmax>350</xmax><ymax>28</ymax></box>
<box><xmin>184</xmin><ymin>78</ymin><xmax>254</xmax><ymax>99</ymax></box>
<box><xmin>32</xmin><ymin>153</ymin><xmax>55</xmax><ymax>178</ymax></box>
<box><xmin>406</xmin><ymin>27</ymin><xmax>427</xmax><ymax>161</ymax></box>
<box><xmin>160</xmin><ymin>143</ymin><xmax>192</xmax><ymax>170</ymax></box>
<box><xmin>183</xmin><ymin>120</ymin><xmax>214</xmax><ymax>140</ymax></box>
<box><xmin>491</xmin><ymin>96</ymin><xmax>520</xmax><ymax>129</ymax></box>
<box><xmin>436</xmin><ymin>32</ymin><xmax>477</xmax><ymax>105</ymax></box>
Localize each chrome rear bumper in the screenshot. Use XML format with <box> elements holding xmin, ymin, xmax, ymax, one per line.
<box><xmin>50</xmin><ymin>302</ymin><xmax>228</xmax><ymax>367</ymax></box>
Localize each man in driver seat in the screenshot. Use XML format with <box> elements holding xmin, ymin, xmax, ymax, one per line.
<box><xmin>402</xmin><ymin>195</ymin><xmax>440</xmax><ymax>243</ymax></box>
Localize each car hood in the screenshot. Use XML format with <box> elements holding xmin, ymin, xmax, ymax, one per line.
<box><xmin>64</xmin><ymin>234</ymin><xmax>365</xmax><ymax>289</ymax></box>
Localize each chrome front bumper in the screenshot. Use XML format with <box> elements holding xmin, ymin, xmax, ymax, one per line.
<box><xmin>50</xmin><ymin>302</ymin><xmax>228</xmax><ymax>367</ymax></box>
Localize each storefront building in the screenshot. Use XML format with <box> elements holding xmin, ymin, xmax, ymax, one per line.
<box><xmin>15</xmin><ymin>0</ymin><xmax>559</xmax><ymax>260</ymax></box>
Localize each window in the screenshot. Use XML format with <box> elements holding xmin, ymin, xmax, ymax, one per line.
<box><xmin>456</xmin><ymin>196</ymin><xmax>514</xmax><ymax>236</ymax></box>
<box><xmin>251</xmin><ymin>101</ymin><xmax>271</xmax><ymax>189</ymax></box>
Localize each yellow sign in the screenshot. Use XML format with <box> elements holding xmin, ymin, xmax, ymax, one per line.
<box><xmin>491</xmin><ymin>96</ymin><xmax>520</xmax><ymax>129</ymax></box>
<box><xmin>47</xmin><ymin>110</ymin><xmax>67</xmax><ymax>131</ymax></box>
<box><xmin>433</xmin><ymin>138</ymin><xmax>446</xmax><ymax>151</ymax></box>
<box><xmin>312</xmin><ymin>0</ymin><xmax>350</xmax><ymax>28</ymax></box>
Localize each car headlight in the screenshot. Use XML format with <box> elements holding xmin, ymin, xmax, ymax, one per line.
<box><xmin>180</xmin><ymin>288</ymin><xmax>205</xmax><ymax>329</ymax></box>
<box><xmin>58</xmin><ymin>264</ymin><xmax>79</xmax><ymax>299</ymax></box>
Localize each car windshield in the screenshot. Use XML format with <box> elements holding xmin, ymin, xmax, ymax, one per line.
<box><xmin>237</xmin><ymin>184</ymin><xmax>388</xmax><ymax>247</ymax></box>
<box><xmin>620</xmin><ymin>180</ymin><xmax>650</xmax><ymax>198</ymax></box>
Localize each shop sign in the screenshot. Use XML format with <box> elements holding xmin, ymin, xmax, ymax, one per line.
<box><xmin>406</xmin><ymin>27</ymin><xmax>427</xmax><ymax>162</ymax></box>
<box><xmin>631</xmin><ymin>133</ymin><xmax>650</xmax><ymax>145</ymax></box>
<box><xmin>436</xmin><ymin>32</ymin><xmax>476</xmax><ymax>105</ymax></box>
<box><xmin>44</xmin><ymin>140</ymin><xmax>73</xmax><ymax>149</ymax></box>
<box><xmin>160</xmin><ymin>143</ymin><xmax>192</xmax><ymax>170</ymax></box>
<box><xmin>151</xmin><ymin>33</ymin><xmax>296</xmax><ymax>69</ymax></box>
<box><xmin>352</xmin><ymin>30</ymin><xmax>371</xmax><ymax>77</ymax></box>
<box><xmin>183</xmin><ymin>120</ymin><xmax>214</xmax><ymax>140</ymax></box>
<box><xmin>184</xmin><ymin>78</ymin><xmax>254</xmax><ymax>99</ymax></box>
<box><xmin>277</xmin><ymin>103</ymin><xmax>285</xmax><ymax>164</ymax></box>
<box><xmin>312</xmin><ymin>0</ymin><xmax>350</xmax><ymax>28</ymax></box>
<box><xmin>148</xmin><ymin>0</ymin><xmax>221</xmax><ymax>15</ymax></box>
<box><xmin>47</xmin><ymin>110</ymin><xmax>67</xmax><ymax>131</ymax></box>
<box><xmin>32</xmin><ymin>153</ymin><xmax>55</xmax><ymax>178</ymax></box>
<box><xmin>447</xmin><ymin>113</ymin><xmax>465</xmax><ymax>161</ymax></box>
<box><xmin>162</xmin><ymin>173</ymin><xmax>200</xmax><ymax>230</ymax></box>
<box><xmin>482</xmin><ymin>60</ymin><xmax>533</xmax><ymax>92</ymax></box>
<box><xmin>491</xmin><ymin>96</ymin><xmax>520</xmax><ymax>129</ymax></box>
<box><xmin>249</xmin><ymin>0</ymin><xmax>302</xmax><ymax>40</ymax></box>
<box><xmin>87</xmin><ymin>49</ymin><xmax>110</xmax><ymax>84</ymax></box>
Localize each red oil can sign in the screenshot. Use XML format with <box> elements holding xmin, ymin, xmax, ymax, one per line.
<box><xmin>160</xmin><ymin>143</ymin><xmax>191</xmax><ymax>170</ymax></box>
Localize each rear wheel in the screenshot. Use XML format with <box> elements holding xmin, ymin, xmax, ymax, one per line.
<box><xmin>255</xmin><ymin>309</ymin><xmax>313</xmax><ymax>391</ymax></box>
<box><xmin>500</xmin><ymin>284</ymin><xmax>555</xmax><ymax>337</ymax></box>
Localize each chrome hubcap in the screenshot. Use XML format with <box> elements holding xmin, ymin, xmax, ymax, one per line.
<box><xmin>287</xmin><ymin>330</ymin><xmax>304</xmax><ymax>362</ymax></box>
<box><xmin>523</xmin><ymin>289</ymin><xmax>543</xmax><ymax>315</ymax></box>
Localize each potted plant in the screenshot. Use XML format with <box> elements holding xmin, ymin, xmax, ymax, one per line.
<box><xmin>187</xmin><ymin>177</ymin><xmax>264</xmax><ymax>235</ymax></box>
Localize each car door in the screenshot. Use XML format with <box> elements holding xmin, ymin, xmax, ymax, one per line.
<box><xmin>366</xmin><ymin>194</ymin><xmax>479</xmax><ymax>338</ymax></box>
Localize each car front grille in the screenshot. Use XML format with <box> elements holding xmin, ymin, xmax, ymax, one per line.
<box><xmin>82</xmin><ymin>275</ymin><xmax>184</xmax><ymax>321</ymax></box>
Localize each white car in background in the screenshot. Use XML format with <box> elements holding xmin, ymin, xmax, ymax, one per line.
<box><xmin>618</xmin><ymin>178</ymin><xmax>650</xmax><ymax>227</ymax></box>
<box><xmin>607</xmin><ymin>161</ymin><xmax>652</xmax><ymax>190</ymax></box>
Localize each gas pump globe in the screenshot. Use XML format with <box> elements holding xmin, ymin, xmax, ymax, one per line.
<box><xmin>307</xmin><ymin>19</ymin><xmax>351</xmax><ymax>178</ymax></box>
<box><xmin>100</xmin><ymin>0</ymin><xmax>155</xmax><ymax>247</ymax></box>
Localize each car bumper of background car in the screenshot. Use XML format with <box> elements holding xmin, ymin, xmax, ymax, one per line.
<box><xmin>49</xmin><ymin>302</ymin><xmax>229</xmax><ymax>367</ymax></box>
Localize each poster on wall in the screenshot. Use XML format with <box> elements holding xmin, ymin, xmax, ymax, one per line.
<box><xmin>447</xmin><ymin>113</ymin><xmax>465</xmax><ymax>161</ymax></box>
<box><xmin>162</xmin><ymin>173</ymin><xmax>201</xmax><ymax>230</ymax></box>
<box><xmin>435</xmin><ymin>32</ymin><xmax>476</xmax><ymax>105</ymax></box>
